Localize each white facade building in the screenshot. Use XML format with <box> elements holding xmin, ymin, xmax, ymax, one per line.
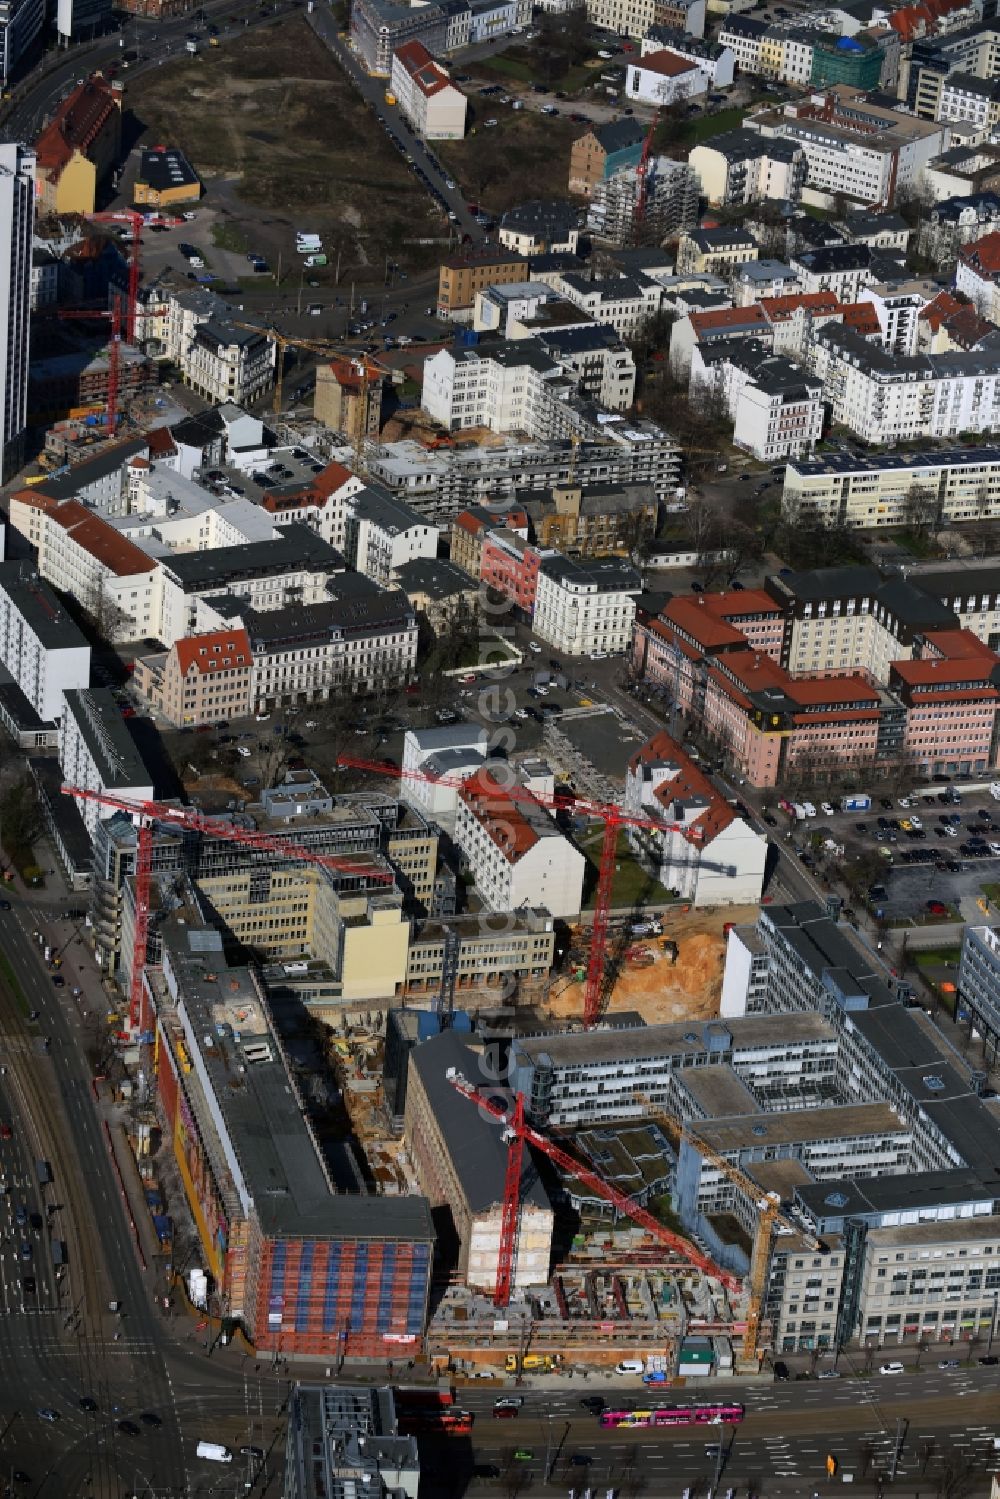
<box><xmin>58</xmin><ymin>688</ymin><xmax>154</xmax><ymax>841</ymax></box>
<box><xmin>390</xmin><ymin>39</ymin><xmax>467</xmax><ymax>139</ymax></box>
<box><xmin>454</xmin><ymin>768</ymin><xmax>586</xmax><ymax>920</ymax></box>
<box><xmin>401</xmin><ymin>724</ymin><xmax>489</xmax><ymax>832</ymax></box>
<box><xmin>421</xmin><ymin>341</ymin><xmax>581</xmax><ymax>439</ymax></box>
<box><xmin>0</xmin><ymin>560</ymin><xmax>90</xmax><ymax>727</ymax></box>
<box><xmin>343</xmin><ymin>486</ymin><xmax>439</xmax><ymax>587</ymax></box>
<box><xmin>624</xmin><ymin>730</ymin><xmax>768</xmax><ymax>906</ymax></box>
<box><xmin>0</xmin><ymin>144</ymin><xmax>34</xmax><ymax>482</ymax></box>
<box><xmin>532</xmin><ymin>555</ymin><xmax>642</xmax><ymax>656</ymax></box>
<box><xmin>625</xmin><ymin>48</ymin><xmax>707</xmax><ymax>106</ymax></box>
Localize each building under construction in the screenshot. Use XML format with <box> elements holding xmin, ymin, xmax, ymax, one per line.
<box><xmin>152</xmin><ymin>896</ymin><xmax>434</xmax><ymax>1357</ymax></box>
<box><xmin>587</xmin><ymin>156</ymin><xmax>700</xmax><ymax>248</ymax></box>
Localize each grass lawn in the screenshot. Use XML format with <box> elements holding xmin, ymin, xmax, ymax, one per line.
<box><xmin>578</xmin><ymin>828</ymin><xmax>672</xmax><ymax>910</ymax></box>
<box><xmin>913</xmin><ymin>947</ymin><xmax>962</xmax><ymax>969</ymax></box>
<box><xmin>660</xmin><ymin>105</ymin><xmax>748</xmax><ymax>149</ymax></box>
<box><xmin>133</xmin><ymin>17</ymin><xmax>444</xmax><ymax>275</ymax></box>
<box><xmin>211</xmin><ymin>218</ymin><xmax>249</xmax><ymax>254</ymax></box>
<box><xmin>982</xmin><ymin>884</ymin><xmax>1000</xmax><ymax>907</ymax></box>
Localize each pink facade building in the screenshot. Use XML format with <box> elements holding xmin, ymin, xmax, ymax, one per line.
<box><xmin>891</xmin><ymin>630</ymin><xmax>1000</xmax><ymax>777</ymax></box>
<box><xmin>479</xmin><ymin>528</ymin><xmax>552</xmax><ymax>617</ymax></box>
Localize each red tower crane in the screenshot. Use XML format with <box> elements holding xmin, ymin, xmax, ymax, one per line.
<box><xmin>446</xmin><ymin>1070</ymin><xmax>742</xmax><ymax>1308</ymax></box>
<box><xmin>88</xmin><ymin>210</ymin><xmax>145</xmax><ymax>343</ymax></box>
<box><xmin>633</xmin><ymin>115</ymin><xmax>659</xmax><ymax>235</ymax></box>
<box><xmin>58</xmin><ymin>297</ymin><xmax>124</xmax><ymax>431</ymax></box>
<box><xmin>61</xmin><ymin>785</ymin><xmax>395</xmax><ymax>1032</ymax></box>
<box><xmin>335</xmin><ymin>754</ymin><xmax>702</xmax><ymax>1030</ymax></box>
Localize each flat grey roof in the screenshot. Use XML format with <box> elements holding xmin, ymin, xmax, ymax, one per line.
<box><xmin>513</xmin><ymin>1011</ymin><xmax>836</xmax><ymax>1069</ymax></box>
<box><xmin>0</xmin><ymin>562</ymin><xmax>88</xmax><ymax>651</ymax></box>
<box><xmin>695</xmin><ymin>1101</ymin><xmax>905</xmax><ymax>1152</ymax></box>
<box><xmin>677</xmin><ymin>1065</ymin><xmax>763</xmax><ymax>1119</ymax></box>
<box><xmin>409</xmin><ymin>1028</ymin><xmax>550</xmax><ymax>1215</ymax></box>
<box><xmin>62</xmin><ymin>688</ymin><xmax>152</xmax><ymax>790</ymax></box>
<box><xmin>166</xmin><ymin>926</ymin><xmax>434</xmax><ymax>1242</ymax></box>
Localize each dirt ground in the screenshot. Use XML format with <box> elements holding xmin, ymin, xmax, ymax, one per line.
<box><xmin>549</xmin><ymin>906</ymin><xmax>758</xmax><ymax>1026</ymax></box>
<box><xmin>435</xmin><ymin>108</ymin><xmax>579</xmax><ymax>216</ymax></box>
<box><xmin>132</xmin><ymin>18</ymin><xmax>443</xmax><ymax>276</ymax></box>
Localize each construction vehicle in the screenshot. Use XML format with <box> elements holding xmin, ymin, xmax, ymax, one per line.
<box><xmin>60</xmin><ymin>787</ymin><xmax>394</xmax><ymax>1031</ymax></box>
<box><xmin>446</xmin><ymin>1071</ymin><xmax>741</xmax><ymax>1310</ymax></box>
<box><xmin>337</xmin><ymin>754</ymin><xmax>694</xmax><ymax>1030</ymax></box>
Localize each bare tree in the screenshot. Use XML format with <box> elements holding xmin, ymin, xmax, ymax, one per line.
<box><xmin>903</xmin><ymin>481</ymin><xmax>940</xmax><ymax>539</ymax></box>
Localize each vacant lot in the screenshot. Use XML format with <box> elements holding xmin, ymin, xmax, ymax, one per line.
<box><xmin>436</xmin><ymin>107</ymin><xmax>579</xmax><ymax>214</ymax></box>
<box><xmin>134</xmin><ymin>18</ymin><xmax>444</xmax><ymax>275</ymax></box>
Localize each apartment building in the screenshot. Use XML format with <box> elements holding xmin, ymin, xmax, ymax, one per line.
<box><xmin>135</xmin><ymin>627</ymin><xmax>253</xmax><ymax>727</ymax></box>
<box><xmin>155</xmin><ymin>525</ymin><xmax>345</xmax><ymax>648</ymax></box>
<box><xmin>406</xmin><ymin>1028</ymin><xmax>553</xmax><ymax>1290</ymax></box>
<box><xmin>587</xmin><ymin>154</ymin><xmax>700</xmax><ymax>246</ymax></box>
<box><xmin>422</xmin><ymin>340</ymin><xmax>581</xmax><ymax>439</ymax></box>
<box><xmin>643</xmin><ymin>26</ymin><xmax>733</xmax><ymax>84</ymax></box>
<box><xmin>245</xmin><ymin>587</ymin><xmax>418</xmax><ymax>709</ymax></box>
<box><xmin>750</xmin><ymin>88</ymin><xmax>946</xmax><ymax>206</ymax></box>
<box><xmin>536</xmin><ymin>325</ymin><xmax>637</xmax><ymax>411</ymax></box>
<box><xmin>533</xmin><ymin>554</ymin><xmax>642</xmax><ymax>657</ymax></box>
<box><xmin>342</xmin><ymin>487</ymin><xmax>439</xmax><ymax>588</ymax></box>
<box><xmin>454</xmin><ymin>768</ymin><xmax>586</xmax><ymax>920</ymax></box>
<box><xmin>34</xmin><ymin>75</ymin><xmax>121</xmax><ymax>215</ymax></box>
<box><xmin>8</xmin><ymin>489</ymin><xmax>157</xmax><ymax>643</ymax></box>
<box><xmin>553</xmin><ymin>271</ymin><xmax>663</xmax><ymax>339</ymax></box>
<box><xmin>677</xmin><ymin>226</ymin><xmax>759</xmax><ymax>279</ymax></box>
<box><xmin>0</xmin><ymin>561</ymin><xmax>90</xmax><ymax>744</ymax></box>
<box><xmin>449</xmin><ymin>501</ymin><xmax>528</xmax><ymax>576</ymax></box>
<box><xmin>788</xmin><ymin>245</ymin><xmax>875</xmax><ymax>302</ymax></box>
<box><xmin>688</xmin><ymin>128</ymin><xmax>807</xmax><ymax>208</ymax></box>
<box><xmin>956</xmin><ymin>229</ymin><xmax>1000</xmax><ymax>318</ymax></box>
<box><xmin>59</xmin><ymin>688</ymin><xmax>154</xmax><ymax>841</ymax></box>
<box><xmin>401</xmin><ymin>723</ymin><xmax>489</xmax><ymax>830</ymax></box>
<box><xmin>436</xmin><ymin>248</ymin><xmax>528</xmax><ymax>320</ymax></box>
<box><xmin>568</xmin><ymin>118</ymin><xmax>647</xmax><ymax>198</ymax></box>
<box><xmin>498</xmin><ymin>201</ymin><xmax>580</xmax><ymax>258</ymax></box>
<box><xmin>479</xmin><ymin>527</ymin><xmax>553</xmax><ymax>616</ymax></box>
<box><xmin>696</xmin><ymin>344</ymin><xmax>824</xmax><ymax>463</ymax></box>
<box><xmin>521</xmin><ymin>481</ymin><xmax>658</xmax><ymax>557</ymax></box>
<box><xmin>917</xmin><ymin>193</ymin><xmax>1000</xmax><ymax>266</ymax></box>
<box><xmin>784</xmin><ymin>446</ymin><xmax>1000</xmax><ymax>530</ymax></box>
<box><xmin>390</xmin><ymin>39</ymin><xmax>467</xmax><ymax>139</ymax></box>
<box><xmin>260</xmin><ymin>462</ymin><xmax>366</xmax><ymax>552</ymax></box>
<box><xmin>368</xmin><ymin>425</ymin><xmax>682</xmax><ymax>518</ymax></box>
<box><xmin>811</xmin><ymin>323</ymin><xmax>1000</xmax><ymax>445</ymax></box>
<box><xmin>624</xmin><ymin>730</ymin><xmax>767</xmax><ymax>906</ymax></box>
<box><xmin>313</xmin><ymin>357</ymin><xmax>383</xmax><ymax>447</ymax></box>
<box><xmin>183</xmin><ymin>320</ymin><xmax>276</xmax><ymax>408</ymax></box>
<box><xmin>632</xmin><ymin>590</ymin><xmax>786</xmax><ymax>712</ymax></box>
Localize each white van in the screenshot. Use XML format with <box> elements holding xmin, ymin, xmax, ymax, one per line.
<box><xmin>196</xmin><ymin>1440</ymin><xmax>233</xmax><ymax>1462</ymax></box>
<box><xmin>296</xmin><ymin>233</ymin><xmax>321</xmax><ymax>246</ymax></box>
<box><xmin>615</xmin><ymin>1359</ymin><xmax>644</xmax><ymax>1375</ymax></box>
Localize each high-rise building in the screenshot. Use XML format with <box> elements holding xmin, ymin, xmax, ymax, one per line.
<box><xmin>0</xmin><ymin>143</ymin><xmax>33</xmax><ymax>482</ymax></box>
<box><xmin>0</xmin><ymin>0</ymin><xmax>43</xmax><ymax>86</ymax></box>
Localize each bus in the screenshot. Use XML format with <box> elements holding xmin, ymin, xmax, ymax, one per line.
<box><xmin>599</xmin><ymin>1404</ymin><xmax>744</xmax><ymax>1430</ymax></box>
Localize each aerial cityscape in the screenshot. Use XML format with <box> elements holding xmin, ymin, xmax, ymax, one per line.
<box><xmin>6</xmin><ymin>0</ymin><xmax>1000</xmax><ymax>1492</ymax></box>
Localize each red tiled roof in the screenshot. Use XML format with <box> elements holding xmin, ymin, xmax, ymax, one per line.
<box><xmin>325</xmin><ymin>356</ymin><xmax>382</xmax><ymax>393</ymax></box>
<box><xmin>261</xmin><ymin>461</ymin><xmax>358</xmax><ymax>513</ymax></box>
<box><xmin>892</xmin><ymin>657</ymin><xmax>1000</xmax><ymax>686</ymax></box>
<box><xmin>841</xmin><ymin>301</ymin><xmax>881</xmax><ymax>336</ymax></box>
<box><xmin>661</xmin><ymin>597</ymin><xmax>748</xmax><ymax>650</ymax></box>
<box><xmin>35</xmin><ymin>75</ymin><xmax>119</xmax><ymax>178</ymax></box>
<box><xmin>629</xmin><ymin>729</ymin><xmax>734</xmax><ymax>846</ymax></box>
<box><xmin>689</xmin><ymin>305</ymin><xmax>770</xmax><ymax>335</ymax></box>
<box><xmin>759</xmin><ymin>292</ymin><xmax>840</xmax><ymax>323</ymax></box>
<box><xmin>459</xmin><ymin>769</ymin><xmax>548</xmax><ymax>862</ymax></box>
<box><xmin>703</xmin><ymin>588</ymin><xmax>784</xmax><ymax>619</ymax></box>
<box><xmin>52</xmin><ymin>501</ymin><xmax>156</xmax><ymax>576</ymax></box>
<box><xmin>919</xmin><ymin>289</ymin><xmax>963</xmax><ymax>332</ymax></box>
<box><xmin>175</xmin><ymin>628</ymin><xmax>252</xmax><ymax>676</ymax></box>
<box><xmin>959</xmin><ymin>231</ymin><xmax>1000</xmax><ymax>276</ymax></box>
<box><xmin>146</xmin><ymin>426</ymin><xmax>177</xmax><ymax>458</ymax></box>
<box><xmin>393</xmin><ymin>39</ymin><xmax>457</xmax><ymax>97</ymax></box>
<box><xmin>923</xmin><ymin>628</ymin><xmax>999</xmax><ymax>661</ymax></box>
<box><xmin>634</xmin><ymin>47</ymin><xmax>700</xmax><ymax>77</ymax></box>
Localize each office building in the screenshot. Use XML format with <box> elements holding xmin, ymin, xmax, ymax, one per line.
<box><xmin>0</xmin><ymin>144</ymin><xmax>34</xmax><ymax>482</ymax></box>
<box><xmin>405</xmin><ymin>1028</ymin><xmax>553</xmax><ymax>1290</ymax></box>
<box><xmin>58</xmin><ymin>688</ymin><xmax>154</xmax><ymax>841</ymax></box>
<box><xmin>0</xmin><ymin>560</ymin><xmax>90</xmax><ymax>746</ymax></box>
<box><xmin>532</xmin><ymin>554</ymin><xmax>642</xmax><ymax>656</ymax></box>
<box><xmin>284</xmin><ymin>1385</ymin><xmax>419</xmax><ymax>1499</ymax></box>
<box><xmin>154</xmin><ymin>911</ymin><xmax>434</xmax><ymax>1356</ymax></box>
